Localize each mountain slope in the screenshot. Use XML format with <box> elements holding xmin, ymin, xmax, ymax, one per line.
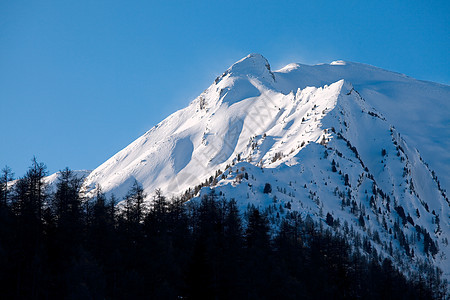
<box><xmin>83</xmin><ymin>54</ymin><xmax>450</xmax><ymax>200</ymax></box>
<box><xmin>193</xmin><ymin>77</ymin><xmax>449</xmax><ymax>280</ymax></box>
<box><xmin>275</xmin><ymin>60</ymin><xmax>450</xmax><ymax>194</ymax></box>
<box><xmin>81</xmin><ymin>54</ymin><xmax>450</xmax><ymax>280</ymax></box>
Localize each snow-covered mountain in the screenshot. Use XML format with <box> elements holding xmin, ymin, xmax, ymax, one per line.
<box><xmin>82</xmin><ymin>54</ymin><xmax>449</xmax><ymax>280</ymax></box>
<box><xmin>83</xmin><ymin>54</ymin><xmax>450</xmax><ymax>200</ymax></box>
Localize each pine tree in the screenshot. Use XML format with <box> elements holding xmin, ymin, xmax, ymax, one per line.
<box><xmin>0</xmin><ymin>166</ymin><xmax>14</xmax><ymax>207</ymax></box>
<box><xmin>53</xmin><ymin>168</ymin><xmax>83</xmax><ymax>228</ymax></box>
<box><xmin>245</xmin><ymin>207</ymin><xmax>270</xmax><ymax>250</ymax></box>
<box><xmin>358</xmin><ymin>214</ymin><xmax>365</xmax><ymax>228</ymax></box>
<box><xmin>331</xmin><ymin>159</ymin><xmax>337</xmax><ymax>172</ymax></box>
<box><xmin>263</xmin><ymin>183</ymin><xmax>272</xmax><ymax>194</ymax></box>
<box><xmin>326</xmin><ymin>212</ymin><xmax>334</xmax><ymax>227</ymax></box>
<box><xmin>107</xmin><ymin>194</ymin><xmax>117</xmax><ymax>225</ymax></box>
<box><xmin>224</xmin><ymin>199</ymin><xmax>243</xmax><ymax>248</ymax></box>
<box><xmin>9</xmin><ymin>158</ymin><xmax>49</xmax><ymax>298</ymax></box>
<box><xmin>122</xmin><ymin>180</ymin><xmax>146</xmax><ymax>225</ymax></box>
<box><xmin>12</xmin><ymin>157</ymin><xmax>48</xmax><ymax>222</ymax></box>
<box><xmin>344</xmin><ymin>174</ymin><xmax>350</xmax><ymax>186</ymax></box>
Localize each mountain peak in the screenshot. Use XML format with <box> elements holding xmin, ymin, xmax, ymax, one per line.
<box><xmin>226</xmin><ymin>53</ymin><xmax>274</xmax><ymax>81</ymax></box>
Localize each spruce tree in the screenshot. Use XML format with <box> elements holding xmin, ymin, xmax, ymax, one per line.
<box><xmin>0</xmin><ymin>166</ymin><xmax>14</xmax><ymax>207</ymax></box>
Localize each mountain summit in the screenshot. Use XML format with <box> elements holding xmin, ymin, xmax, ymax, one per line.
<box><xmin>223</xmin><ymin>53</ymin><xmax>275</xmax><ymax>82</ymax></box>
<box><xmin>82</xmin><ymin>54</ymin><xmax>450</xmax><ymax>281</ymax></box>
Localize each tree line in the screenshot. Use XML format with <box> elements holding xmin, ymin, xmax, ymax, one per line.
<box><xmin>0</xmin><ymin>159</ymin><xmax>445</xmax><ymax>299</ymax></box>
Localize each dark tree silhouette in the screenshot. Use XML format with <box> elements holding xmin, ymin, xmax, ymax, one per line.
<box><xmin>263</xmin><ymin>183</ymin><xmax>272</xmax><ymax>194</ymax></box>
<box><xmin>0</xmin><ymin>159</ymin><xmax>443</xmax><ymax>299</ymax></box>
<box><xmin>0</xmin><ymin>165</ymin><xmax>14</xmax><ymax>207</ymax></box>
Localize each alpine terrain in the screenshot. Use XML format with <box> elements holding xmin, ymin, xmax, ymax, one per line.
<box><xmin>81</xmin><ymin>54</ymin><xmax>449</xmax><ymax>285</ymax></box>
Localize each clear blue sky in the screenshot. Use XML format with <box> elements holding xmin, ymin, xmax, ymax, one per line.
<box><xmin>1</xmin><ymin>0</ymin><xmax>449</xmax><ymax>176</ymax></box>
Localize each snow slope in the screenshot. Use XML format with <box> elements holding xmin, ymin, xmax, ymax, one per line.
<box><xmin>83</xmin><ymin>54</ymin><xmax>449</xmax><ymax>200</ymax></box>
<box><xmin>82</xmin><ymin>54</ymin><xmax>450</xmax><ymax>279</ymax></box>
<box><xmin>275</xmin><ymin>60</ymin><xmax>450</xmax><ymax>194</ymax></box>
<box><xmin>193</xmin><ymin>78</ymin><xmax>450</xmax><ymax>280</ymax></box>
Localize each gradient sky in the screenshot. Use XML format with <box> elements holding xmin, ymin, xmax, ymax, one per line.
<box><xmin>1</xmin><ymin>0</ymin><xmax>449</xmax><ymax>176</ymax></box>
